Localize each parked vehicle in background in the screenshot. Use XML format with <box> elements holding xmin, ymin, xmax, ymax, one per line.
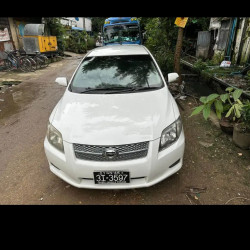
<box><xmin>103</xmin><ymin>17</ymin><xmax>142</xmax><ymax>46</ymax></box>
<box><xmin>23</xmin><ymin>24</ymin><xmax>58</xmax><ymax>57</ymax></box>
<box><xmin>44</xmin><ymin>45</ymin><xmax>185</xmax><ymax>189</ymax></box>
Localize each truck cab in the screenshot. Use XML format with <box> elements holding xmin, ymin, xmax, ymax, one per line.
<box><xmin>103</xmin><ymin>17</ymin><xmax>142</xmax><ymax>46</ymax></box>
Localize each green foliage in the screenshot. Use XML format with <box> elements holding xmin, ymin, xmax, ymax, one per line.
<box><xmin>191</xmin><ymin>93</ymin><xmax>223</xmax><ymax>120</ymax></box>
<box><xmin>86</xmin><ymin>37</ymin><xmax>96</xmax><ymax>50</ymax></box>
<box><xmin>212</xmin><ymin>51</ymin><xmax>225</xmax><ymax>64</ymax></box>
<box><xmin>44</xmin><ymin>18</ymin><xmax>96</xmax><ymax>54</ymax></box>
<box><xmin>139</xmin><ymin>17</ymin><xmax>210</xmax><ymax>76</ymax></box>
<box><xmin>221</xmin><ymin>88</ymin><xmax>244</xmax><ymax>121</ymax></box>
<box><xmin>241</xmin><ymin>100</ymin><xmax>250</xmax><ymax>130</ymax></box>
<box><xmin>191</xmin><ymin>87</ymin><xmax>244</xmax><ymax>121</ymax></box>
<box><xmin>193</xmin><ymin>59</ymin><xmax>207</xmax><ymax>73</ymax></box>
<box><xmin>65</xmin><ymin>30</ymin><xmax>88</xmax><ymax>54</ymax></box>
<box><xmin>141</xmin><ymin>17</ymin><xmax>177</xmax><ymax>75</ymax></box>
<box><xmin>189</xmin><ymin>17</ymin><xmax>210</xmax><ymax>30</ymax></box>
<box><xmin>91</xmin><ymin>17</ymin><xmax>107</xmax><ymax>33</ymax></box>
<box><xmin>43</xmin><ymin>17</ymin><xmax>67</xmax><ymax>54</ymax></box>
<box><xmin>44</xmin><ymin>17</ymin><xmax>66</xmax><ymax>36</ymax></box>
<box><xmin>246</xmin><ymin>70</ymin><xmax>250</xmax><ymax>84</ymax></box>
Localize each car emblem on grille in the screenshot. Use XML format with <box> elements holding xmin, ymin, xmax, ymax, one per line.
<box><xmin>103</xmin><ymin>147</ymin><xmax>118</xmax><ymax>160</ymax></box>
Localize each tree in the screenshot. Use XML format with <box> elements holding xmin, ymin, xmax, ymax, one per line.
<box><xmin>43</xmin><ymin>17</ymin><xmax>67</xmax><ymax>54</ymax></box>
<box><xmin>91</xmin><ymin>17</ymin><xmax>107</xmax><ymax>34</ymax></box>
<box><xmin>174</xmin><ymin>26</ymin><xmax>184</xmax><ymax>83</ymax></box>
<box><xmin>140</xmin><ymin>17</ymin><xmax>178</xmax><ymax>75</ymax></box>
<box><xmin>139</xmin><ymin>17</ymin><xmax>210</xmax><ymax>77</ymax></box>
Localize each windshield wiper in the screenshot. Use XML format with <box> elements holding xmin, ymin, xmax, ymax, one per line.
<box><xmin>79</xmin><ymin>87</ymin><xmax>134</xmax><ymax>93</ymax></box>
<box><xmin>108</xmin><ymin>86</ymin><xmax>161</xmax><ymax>94</ymax></box>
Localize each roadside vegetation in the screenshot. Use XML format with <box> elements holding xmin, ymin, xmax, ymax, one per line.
<box><xmin>139</xmin><ymin>17</ymin><xmax>210</xmax><ymax>76</ymax></box>
<box><xmin>44</xmin><ymin>17</ymin><xmax>96</xmax><ymax>55</ymax></box>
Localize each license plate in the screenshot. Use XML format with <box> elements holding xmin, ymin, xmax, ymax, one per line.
<box><xmin>94</xmin><ymin>171</ymin><xmax>130</xmax><ymax>184</ymax></box>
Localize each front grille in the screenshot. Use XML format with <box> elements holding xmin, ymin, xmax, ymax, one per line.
<box><xmin>73</xmin><ymin>141</ymin><xmax>149</xmax><ymax>161</ymax></box>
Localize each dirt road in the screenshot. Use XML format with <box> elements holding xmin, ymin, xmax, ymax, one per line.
<box><xmin>0</xmin><ymin>52</ymin><xmax>250</xmax><ymax>205</ymax></box>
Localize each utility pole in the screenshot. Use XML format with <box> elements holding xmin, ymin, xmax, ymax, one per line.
<box><xmin>174</xmin><ymin>17</ymin><xmax>188</xmax><ymax>85</ymax></box>
<box><xmin>174</xmin><ymin>26</ymin><xmax>184</xmax><ymax>84</ymax></box>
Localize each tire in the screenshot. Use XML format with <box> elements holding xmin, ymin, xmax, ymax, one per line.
<box><xmin>3</xmin><ymin>59</ymin><xmax>12</xmax><ymax>71</ymax></box>
<box><xmin>19</xmin><ymin>58</ymin><xmax>32</xmax><ymax>72</ymax></box>
<box><xmin>27</xmin><ymin>57</ymin><xmax>37</xmax><ymax>71</ymax></box>
<box><xmin>35</xmin><ymin>57</ymin><xmax>44</xmax><ymax>69</ymax></box>
<box><xmin>39</xmin><ymin>55</ymin><xmax>49</xmax><ymax>67</ymax></box>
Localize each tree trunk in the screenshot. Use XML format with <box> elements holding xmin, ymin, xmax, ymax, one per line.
<box><xmin>174</xmin><ymin>27</ymin><xmax>184</xmax><ymax>84</ymax></box>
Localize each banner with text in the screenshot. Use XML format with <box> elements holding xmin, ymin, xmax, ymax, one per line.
<box><xmin>0</xmin><ymin>28</ymin><xmax>10</xmax><ymax>42</ymax></box>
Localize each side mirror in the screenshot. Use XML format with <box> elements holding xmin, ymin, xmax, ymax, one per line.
<box><xmin>168</xmin><ymin>73</ymin><xmax>179</xmax><ymax>83</ymax></box>
<box><xmin>55</xmin><ymin>77</ymin><xmax>67</xmax><ymax>86</ymax></box>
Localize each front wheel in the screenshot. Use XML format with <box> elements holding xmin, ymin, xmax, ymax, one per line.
<box><xmin>35</xmin><ymin>57</ymin><xmax>44</xmax><ymax>69</ymax></box>
<box><xmin>19</xmin><ymin>58</ymin><xmax>32</xmax><ymax>72</ymax></box>
<box><xmin>3</xmin><ymin>59</ymin><xmax>12</xmax><ymax>71</ymax></box>
<box><xmin>39</xmin><ymin>55</ymin><xmax>49</xmax><ymax>67</ymax></box>
<box><xmin>27</xmin><ymin>57</ymin><xmax>37</xmax><ymax>71</ymax></box>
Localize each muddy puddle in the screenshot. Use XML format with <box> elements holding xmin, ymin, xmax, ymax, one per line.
<box><xmin>181</xmin><ymin>69</ymin><xmax>216</xmax><ymax>98</ymax></box>
<box><xmin>0</xmin><ymin>81</ymin><xmax>40</xmax><ymax>122</ymax></box>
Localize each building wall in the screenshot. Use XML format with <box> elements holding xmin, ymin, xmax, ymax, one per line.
<box><xmin>60</xmin><ymin>17</ymin><xmax>84</xmax><ymax>29</ymax></box>
<box><xmin>239</xmin><ymin>18</ymin><xmax>250</xmax><ymax>65</ymax></box>
<box><xmin>8</xmin><ymin>17</ymin><xmax>21</xmax><ymax>51</ymax></box>
<box><xmin>0</xmin><ymin>17</ymin><xmax>14</xmax><ymax>59</ymax></box>
<box><xmin>7</xmin><ymin>17</ymin><xmax>42</xmax><ymax>51</ymax></box>
<box><xmin>209</xmin><ymin>18</ymin><xmax>231</xmax><ymax>63</ymax></box>
<box><xmin>60</xmin><ymin>17</ymin><xmax>92</xmax><ymax>31</ymax></box>
<box><xmin>231</xmin><ymin>18</ymin><xmax>245</xmax><ymax>64</ymax></box>
<box><xmin>84</xmin><ymin>18</ymin><xmax>92</xmax><ymax>32</ymax></box>
<box><xmin>209</xmin><ymin>17</ymin><xmax>250</xmax><ymax>65</ymax></box>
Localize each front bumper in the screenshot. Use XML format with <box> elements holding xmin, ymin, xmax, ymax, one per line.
<box><xmin>44</xmin><ymin>131</ymin><xmax>185</xmax><ymax>189</ymax></box>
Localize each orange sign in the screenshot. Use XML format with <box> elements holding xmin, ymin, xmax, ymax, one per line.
<box><xmin>175</xmin><ymin>17</ymin><xmax>188</xmax><ymax>28</ymax></box>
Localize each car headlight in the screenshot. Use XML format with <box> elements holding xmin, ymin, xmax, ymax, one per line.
<box><xmin>159</xmin><ymin>116</ymin><xmax>182</xmax><ymax>151</ymax></box>
<box><xmin>47</xmin><ymin>122</ymin><xmax>64</xmax><ymax>153</ymax></box>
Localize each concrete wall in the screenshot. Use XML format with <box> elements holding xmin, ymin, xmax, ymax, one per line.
<box><xmin>7</xmin><ymin>17</ymin><xmax>42</xmax><ymax>51</ymax></box>
<box><xmin>239</xmin><ymin>18</ymin><xmax>250</xmax><ymax>65</ymax></box>
<box><xmin>0</xmin><ymin>17</ymin><xmax>14</xmax><ymax>59</ymax></box>
<box><xmin>232</xmin><ymin>18</ymin><xmax>246</xmax><ymax>64</ymax></box>
<box><xmin>60</xmin><ymin>17</ymin><xmax>92</xmax><ymax>31</ymax></box>
<box><xmin>60</xmin><ymin>17</ymin><xmax>84</xmax><ymax>29</ymax></box>
<box><xmin>84</xmin><ymin>18</ymin><xmax>92</xmax><ymax>32</ymax></box>
<box><xmin>209</xmin><ymin>17</ymin><xmax>250</xmax><ymax>65</ymax></box>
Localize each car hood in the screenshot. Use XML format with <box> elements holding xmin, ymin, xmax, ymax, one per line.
<box><xmin>51</xmin><ymin>88</ymin><xmax>177</xmax><ymax>145</ymax></box>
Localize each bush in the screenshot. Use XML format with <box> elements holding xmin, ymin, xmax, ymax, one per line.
<box><xmin>140</xmin><ymin>17</ymin><xmax>210</xmax><ymax>77</ymax></box>
<box><xmin>142</xmin><ymin>17</ymin><xmax>177</xmax><ymax>75</ymax></box>
<box><xmin>44</xmin><ymin>18</ymin><xmax>67</xmax><ymax>55</ymax></box>
<box><xmin>193</xmin><ymin>59</ymin><xmax>207</xmax><ymax>73</ymax></box>
<box><xmin>65</xmin><ymin>30</ymin><xmax>88</xmax><ymax>54</ymax></box>
<box><xmin>87</xmin><ymin>37</ymin><xmax>96</xmax><ymax>50</ymax></box>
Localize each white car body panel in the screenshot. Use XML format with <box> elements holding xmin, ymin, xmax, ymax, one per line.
<box><xmin>44</xmin><ymin>45</ymin><xmax>185</xmax><ymax>189</ymax></box>
<box><xmin>52</xmin><ymin>88</ymin><xmax>176</xmax><ymax>145</ymax></box>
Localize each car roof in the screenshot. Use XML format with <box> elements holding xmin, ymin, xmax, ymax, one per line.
<box><xmin>87</xmin><ymin>45</ymin><xmax>149</xmax><ymax>57</ymax></box>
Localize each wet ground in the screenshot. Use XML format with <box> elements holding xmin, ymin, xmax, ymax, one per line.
<box><xmin>0</xmin><ymin>52</ymin><xmax>250</xmax><ymax>205</ymax></box>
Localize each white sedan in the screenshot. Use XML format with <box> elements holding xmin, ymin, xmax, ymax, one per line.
<box><xmin>44</xmin><ymin>44</ymin><xmax>185</xmax><ymax>189</ymax></box>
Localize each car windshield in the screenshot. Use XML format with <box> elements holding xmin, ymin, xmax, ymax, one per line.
<box><xmin>103</xmin><ymin>24</ymin><xmax>140</xmax><ymax>44</ymax></box>
<box><xmin>69</xmin><ymin>55</ymin><xmax>164</xmax><ymax>93</ymax></box>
